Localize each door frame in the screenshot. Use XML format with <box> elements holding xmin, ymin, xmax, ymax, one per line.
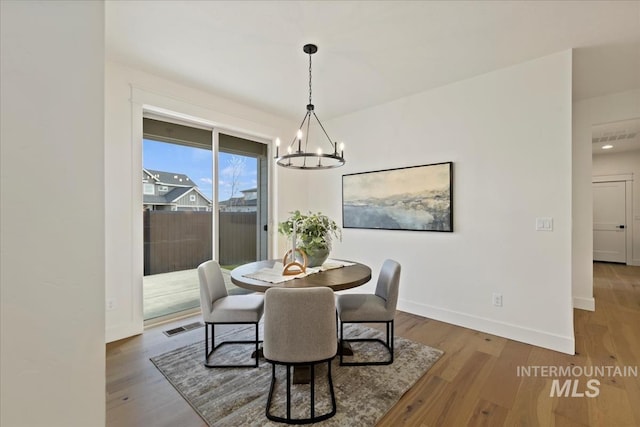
<box><xmin>134</xmin><ymin>106</ymin><xmax>274</xmax><ymax>329</ymax></box>
<box><xmin>105</xmin><ymin>85</ymin><xmax>279</xmax><ymax>342</ymax></box>
<box><xmin>593</xmin><ymin>174</ymin><xmax>633</xmax><ymax>265</ymax></box>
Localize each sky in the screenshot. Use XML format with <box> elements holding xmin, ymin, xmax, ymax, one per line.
<box><xmin>343</xmin><ymin>163</ymin><xmax>451</xmax><ymax>201</ymax></box>
<box><xmin>142</xmin><ymin>139</ymin><xmax>257</xmax><ymax>201</ymax></box>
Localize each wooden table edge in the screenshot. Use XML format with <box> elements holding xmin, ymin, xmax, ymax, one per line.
<box><xmin>230</xmin><ymin>259</ymin><xmax>372</xmax><ymax>293</ymax></box>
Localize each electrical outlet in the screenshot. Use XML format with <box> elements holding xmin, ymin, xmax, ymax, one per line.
<box><xmin>106</xmin><ymin>298</ymin><xmax>116</xmax><ymax>311</ymax></box>
<box><xmin>492</xmin><ymin>293</ymin><xmax>503</xmax><ymax>307</ymax></box>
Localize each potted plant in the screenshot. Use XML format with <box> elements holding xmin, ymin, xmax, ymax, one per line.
<box><xmin>278</xmin><ymin>210</ymin><xmax>341</xmax><ymax>267</ymax></box>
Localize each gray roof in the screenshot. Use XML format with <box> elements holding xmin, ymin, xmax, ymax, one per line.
<box><xmin>143</xmin><ymin>169</ymin><xmax>212</xmax><ymax>206</ymax></box>
<box><xmin>144</xmin><ymin>186</ymin><xmax>212</xmax><ymax>205</ymax></box>
<box><xmin>144</xmin><ymin>169</ymin><xmax>195</xmax><ymax>187</ymax></box>
<box><xmin>165</xmin><ymin>186</ymin><xmax>192</xmax><ymax>202</ymax></box>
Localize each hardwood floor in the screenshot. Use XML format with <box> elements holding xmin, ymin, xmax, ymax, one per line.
<box><xmin>106</xmin><ymin>262</ymin><xmax>640</xmax><ymax>426</ymax></box>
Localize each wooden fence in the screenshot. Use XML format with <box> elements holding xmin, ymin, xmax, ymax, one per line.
<box><xmin>218</xmin><ymin>211</ymin><xmax>257</xmax><ymax>266</ymax></box>
<box><xmin>144</xmin><ymin>210</ymin><xmax>256</xmax><ymax>275</ymax></box>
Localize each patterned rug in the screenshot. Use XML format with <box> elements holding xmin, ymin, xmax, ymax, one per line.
<box><xmin>150</xmin><ymin>324</ymin><xmax>443</xmax><ymax>426</ymax></box>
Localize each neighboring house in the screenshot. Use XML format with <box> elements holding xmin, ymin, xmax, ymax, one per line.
<box><xmin>143</xmin><ymin>168</ymin><xmax>212</xmax><ymax>211</ymax></box>
<box><xmin>219</xmin><ymin>188</ymin><xmax>257</xmax><ymax>212</ymax></box>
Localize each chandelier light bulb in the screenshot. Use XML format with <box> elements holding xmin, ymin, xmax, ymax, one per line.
<box><xmin>297</xmin><ymin>129</ymin><xmax>303</xmax><ymax>140</ymax></box>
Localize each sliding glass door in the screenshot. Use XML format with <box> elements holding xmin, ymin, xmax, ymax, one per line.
<box><xmin>141</xmin><ymin>119</ymin><xmax>268</xmax><ymax>322</ymax></box>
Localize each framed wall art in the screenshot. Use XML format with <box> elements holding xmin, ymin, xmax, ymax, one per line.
<box><xmin>342</xmin><ymin>162</ymin><xmax>453</xmax><ymax>232</ymax></box>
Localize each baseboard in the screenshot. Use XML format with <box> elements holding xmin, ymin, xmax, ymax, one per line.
<box><xmin>397</xmin><ymin>299</ymin><xmax>575</xmax><ymax>355</ymax></box>
<box><xmin>631</xmin><ymin>259</ymin><xmax>640</xmax><ymax>267</ymax></box>
<box><xmin>573</xmin><ymin>296</ymin><xmax>595</xmax><ymax>311</ymax></box>
<box><xmin>144</xmin><ymin>308</ymin><xmax>201</xmax><ymax>328</ymax></box>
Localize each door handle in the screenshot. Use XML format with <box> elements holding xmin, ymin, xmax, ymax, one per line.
<box><xmin>617</xmin><ymin>225</ymin><xmax>625</xmax><ymax>229</ymax></box>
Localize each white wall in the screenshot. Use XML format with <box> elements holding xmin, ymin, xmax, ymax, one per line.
<box><xmin>105</xmin><ymin>61</ymin><xmax>300</xmax><ymax>342</ymax></box>
<box><xmin>572</xmin><ymin>89</ymin><xmax>640</xmax><ymax>310</ymax></box>
<box><xmin>307</xmin><ymin>51</ymin><xmax>575</xmax><ymax>353</ymax></box>
<box><xmin>0</xmin><ymin>1</ymin><xmax>105</xmax><ymax>426</ymax></box>
<box><xmin>593</xmin><ymin>149</ymin><xmax>640</xmax><ymax>265</ymax></box>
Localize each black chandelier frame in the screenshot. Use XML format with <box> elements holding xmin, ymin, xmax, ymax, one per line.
<box><xmin>275</xmin><ymin>44</ymin><xmax>345</xmax><ymax>170</ymax></box>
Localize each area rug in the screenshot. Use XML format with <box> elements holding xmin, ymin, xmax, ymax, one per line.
<box><xmin>150</xmin><ymin>324</ymin><xmax>443</xmax><ymax>426</ymax></box>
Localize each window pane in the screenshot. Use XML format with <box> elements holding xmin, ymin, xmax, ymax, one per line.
<box><xmin>142</xmin><ymin>138</ymin><xmax>212</xmax><ymax>321</ymax></box>
<box><xmin>218</xmin><ymin>152</ymin><xmax>259</xmax><ymax>266</ymax></box>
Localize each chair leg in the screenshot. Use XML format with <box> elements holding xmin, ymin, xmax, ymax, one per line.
<box><xmin>310</xmin><ymin>364</ymin><xmax>315</xmax><ymax>419</ymax></box>
<box><xmin>387</xmin><ymin>319</ymin><xmax>395</xmax><ymax>363</ymax></box>
<box><xmin>265</xmin><ymin>363</ymin><xmax>277</xmax><ymax>418</ymax></box>
<box><xmin>204</xmin><ymin>323</ymin><xmax>215</xmax><ymax>362</ymax></box>
<box><xmin>327</xmin><ymin>360</ymin><xmax>336</xmax><ymax>413</ymax></box>
<box><xmin>203</xmin><ymin>321</ymin><xmax>261</xmax><ymax>368</ymax></box>
<box><xmin>286</xmin><ymin>365</ymin><xmax>291</xmax><ymax>421</ymax></box>
<box><xmin>339</xmin><ymin>320</ymin><xmax>394</xmax><ymax>366</ymax></box>
<box><xmin>265</xmin><ymin>359</ymin><xmax>337</xmax><ymax>424</ymax></box>
<box><xmin>204</xmin><ymin>323</ymin><xmax>209</xmax><ymax>360</ymax></box>
<box><xmin>339</xmin><ymin>321</ymin><xmax>344</xmax><ymax>365</ymax></box>
<box><xmin>212</xmin><ymin>323</ymin><xmax>216</xmax><ymax>349</ymax></box>
<box><xmin>255</xmin><ymin>322</ymin><xmax>260</xmax><ymax>368</ymax></box>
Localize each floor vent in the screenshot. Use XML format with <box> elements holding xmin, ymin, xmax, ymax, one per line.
<box><xmin>163</xmin><ymin>321</ymin><xmax>204</xmax><ymax>337</ymax></box>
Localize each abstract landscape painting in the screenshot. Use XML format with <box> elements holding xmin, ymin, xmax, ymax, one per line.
<box><xmin>342</xmin><ymin>162</ymin><xmax>452</xmax><ymax>232</ymax></box>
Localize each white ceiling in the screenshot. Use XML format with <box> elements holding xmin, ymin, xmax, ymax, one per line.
<box><xmin>106</xmin><ymin>1</ymin><xmax>640</xmax><ymax>121</ymax></box>
<box><xmin>592</xmin><ymin>118</ymin><xmax>640</xmax><ymax>154</ymax></box>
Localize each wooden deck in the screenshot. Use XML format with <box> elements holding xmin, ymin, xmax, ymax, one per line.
<box><xmin>143</xmin><ymin>268</ymin><xmax>244</xmax><ymax>320</ymax></box>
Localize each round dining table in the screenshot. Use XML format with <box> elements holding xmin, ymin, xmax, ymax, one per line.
<box><xmin>230</xmin><ymin>259</ymin><xmax>372</xmax><ymax>293</ymax></box>
<box><xmin>230</xmin><ymin>259</ymin><xmax>371</xmax><ymax>383</ymax></box>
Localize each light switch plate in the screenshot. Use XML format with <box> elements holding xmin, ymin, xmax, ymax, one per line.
<box><xmin>536</xmin><ymin>217</ymin><xmax>553</xmax><ymax>231</ymax></box>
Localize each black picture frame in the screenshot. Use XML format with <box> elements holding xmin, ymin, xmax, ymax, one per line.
<box><xmin>342</xmin><ymin>162</ymin><xmax>453</xmax><ymax>232</ymax></box>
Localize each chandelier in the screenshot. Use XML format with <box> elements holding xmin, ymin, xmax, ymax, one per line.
<box><xmin>275</xmin><ymin>44</ymin><xmax>345</xmax><ymax>170</ymax></box>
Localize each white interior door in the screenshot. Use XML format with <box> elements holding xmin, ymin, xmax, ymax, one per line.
<box><xmin>593</xmin><ymin>181</ymin><xmax>627</xmax><ymax>263</ymax></box>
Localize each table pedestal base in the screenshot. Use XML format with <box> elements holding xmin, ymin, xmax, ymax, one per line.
<box><xmin>338</xmin><ymin>340</ymin><xmax>353</xmax><ymax>356</ymax></box>
<box><xmin>293</xmin><ymin>366</ymin><xmax>311</xmax><ymax>384</ymax></box>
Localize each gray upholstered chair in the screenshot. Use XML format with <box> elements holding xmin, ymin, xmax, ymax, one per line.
<box><xmin>263</xmin><ymin>287</ymin><xmax>337</xmax><ymax>424</ymax></box>
<box><xmin>197</xmin><ymin>260</ymin><xmax>264</xmax><ymax>368</ymax></box>
<box><xmin>336</xmin><ymin>259</ymin><xmax>401</xmax><ymax>366</ymax></box>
